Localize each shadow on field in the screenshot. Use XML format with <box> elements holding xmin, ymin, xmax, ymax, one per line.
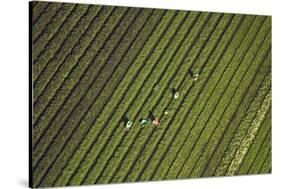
<box><xmin>122</xmin><ymin>116</ymin><xmax>129</xmax><ymax>127</ymax></box>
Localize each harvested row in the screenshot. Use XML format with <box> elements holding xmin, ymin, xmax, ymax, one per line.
<box><xmin>51</xmin><ymin>10</ymin><xmax>177</xmax><ymax>187</ymax></box>
<box><xmin>237</xmin><ymin>110</ymin><xmax>271</xmax><ymax>175</ymax></box>
<box><xmin>36</xmin><ymin>8</ymin><xmax>163</xmax><ymax>187</ymax></box>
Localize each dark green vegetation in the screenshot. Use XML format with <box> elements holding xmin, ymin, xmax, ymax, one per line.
<box><xmin>31</xmin><ymin>1</ymin><xmax>272</xmax><ymax>187</ymax></box>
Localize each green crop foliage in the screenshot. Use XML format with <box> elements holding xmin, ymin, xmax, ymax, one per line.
<box><xmin>31</xmin><ymin>1</ymin><xmax>272</xmax><ymax>188</ymax></box>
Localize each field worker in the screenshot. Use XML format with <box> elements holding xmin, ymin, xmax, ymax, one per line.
<box><xmin>125</xmin><ymin>121</ymin><xmax>133</xmax><ymax>132</ymax></box>
<box><xmin>154</xmin><ymin>85</ymin><xmax>159</xmax><ymax>91</ymax></box>
<box><xmin>153</xmin><ymin>118</ymin><xmax>160</xmax><ymax>127</ymax></box>
<box><xmin>174</xmin><ymin>91</ymin><xmax>179</xmax><ymax>99</ymax></box>
<box><xmin>139</xmin><ymin>118</ymin><xmax>149</xmax><ymax>128</ymax></box>
<box><xmin>193</xmin><ymin>73</ymin><xmax>199</xmax><ymax>81</ymax></box>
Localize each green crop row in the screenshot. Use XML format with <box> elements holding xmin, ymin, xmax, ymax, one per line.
<box><xmin>32</xmin><ymin>6</ymin><xmax>119</xmax><ymax>140</ymax></box>
<box><xmin>91</xmin><ymin>11</ymin><xmax>201</xmax><ymax>183</ymax></box>
<box><xmin>32</xmin><ymin>3</ymin><xmax>62</xmax><ymax>43</ymax></box>
<box><xmin>86</xmin><ymin>11</ymin><xmax>202</xmax><ymax>185</ymax></box>
<box><xmin>33</xmin><ymin>7</ymin><xmax>142</xmax><ymax>168</ymax></box>
<box><xmin>180</xmin><ymin>42</ymin><xmax>271</xmax><ymax>179</ymax></box>
<box><xmin>189</xmin><ymin>50</ymin><xmax>271</xmax><ymax>178</ymax></box>
<box><xmin>52</xmin><ymin>10</ymin><xmax>176</xmax><ymax>187</ymax></box>
<box><xmin>31</xmin><ymin>3</ymin><xmax>272</xmax><ymax>187</ymax></box>
<box><xmin>194</xmin><ymin>17</ymin><xmax>271</xmax><ymax>177</ymax></box>
<box><xmin>214</xmin><ymin>79</ymin><xmax>271</xmax><ymax>175</ymax></box>
<box><xmin>246</xmin><ymin>125</ymin><xmax>271</xmax><ymax>174</ymax></box>
<box><xmin>32</xmin><ymin>4</ymin><xmax>87</xmax><ymax>65</ymax></box>
<box><xmin>176</xmin><ymin>23</ymin><xmax>271</xmax><ymax>179</ymax></box>
<box><xmin>237</xmin><ymin>109</ymin><xmax>271</xmax><ymax>175</ymax></box>
<box><xmin>121</xmin><ymin>13</ymin><xmax>233</xmax><ymax>183</ymax></box>
<box><xmin>226</xmin><ymin>91</ymin><xmax>271</xmax><ymax>175</ymax></box>
<box><xmin>108</xmin><ymin>13</ymin><xmax>212</xmax><ymax>184</ymax></box>
<box><xmin>32</xmin><ymin>4</ymin><xmax>76</xmax><ymax>61</ymax></box>
<box><xmin>258</xmin><ymin>147</ymin><xmax>271</xmax><ymax>174</ymax></box>
<box><xmin>32</xmin><ymin>6</ymin><xmax>112</xmax><ymax>125</ymax></box>
<box><xmin>41</xmin><ymin>8</ymin><xmax>164</xmax><ymax>186</ymax></box>
<box><xmin>33</xmin><ymin>8</ymin><xmax>141</xmax><ymax>186</ymax></box>
<box><xmin>32</xmin><ymin>5</ymin><xmax>101</xmax><ymax>82</ymax></box>
<box><xmin>146</xmin><ymin>15</ymin><xmax>253</xmax><ymax>181</ymax></box>
<box><xmin>93</xmin><ymin>12</ymin><xmax>211</xmax><ymax>184</ymax></box>
<box><xmin>36</xmin><ymin>8</ymin><xmax>159</xmax><ymax>187</ymax></box>
<box><xmin>204</xmin><ymin>71</ymin><xmax>271</xmax><ymax>177</ymax></box>
<box><xmin>32</xmin><ymin>1</ymin><xmax>49</xmax><ymax>24</ymax></box>
<box><xmin>66</xmin><ymin>10</ymin><xmax>188</xmax><ymax>186</ymax></box>
<box><xmin>144</xmin><ymin>15</ymin><xmax>254</xmax><ymax>181</ymax></box>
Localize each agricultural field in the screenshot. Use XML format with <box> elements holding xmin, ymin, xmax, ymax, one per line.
<box><xmin>30</xmin><ymin>1</ymin><xmax>272</xmax><ymax>188</ymax></box>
